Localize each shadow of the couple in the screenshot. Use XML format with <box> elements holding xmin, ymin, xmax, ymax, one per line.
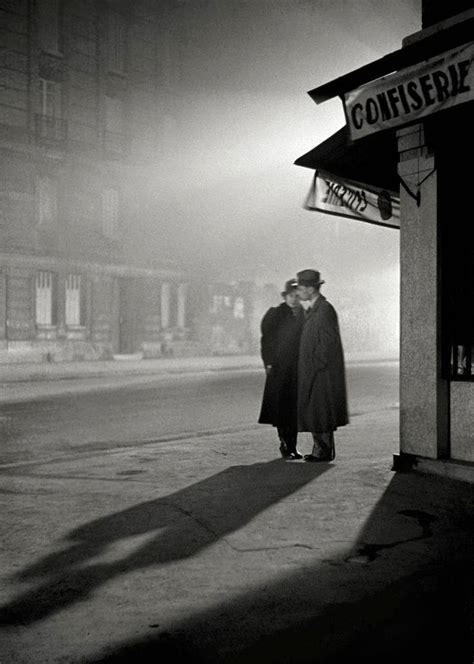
<box><xmin>82</xmin><ymin>471</ymin><xmax>472</xmax><ymax>664</ymax></box>
<box><xmin>0</xmin><ymin>458</ymin><xmax>329</xmax><ymax>625</ymax></box>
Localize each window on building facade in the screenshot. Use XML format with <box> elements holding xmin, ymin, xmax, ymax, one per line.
<box><xmin>37</xmin><ymin>177</ymin><xmax>57</xmax><ymax>226</ymax></box>
<box><xmin>102</xmin><ymin>188</ymin><xmax>119</xmax><ymax>237</ymax></box>
<box><xmin>233</xmin><ymin>297</ymin><xmax>245</xmax><ymax>319</ymax></box>
<box><xmin>35</xmin><ymin>271</ymin><xmax>56</xmax><ymax>326</ymax></box>
<box><xmin>104</xmin><ymin>95</ymin><xmax>125</xmax><ymax>153</ymax></box>
<box><xmin>38</xmin><ymin>0</ymin><xmax>61</xmax><ymax>54</ymax></box>
<box><xmin>210</xmin><ymin>294</ymin><xmax>223</xmax><ymax>314</ymax></box>
<box><xmin>39</xmin><ymin>78</ymin><xmax>62</xmax><ymax>118</ymax></box>
<box><xmin>107</xmin><ymin>11</ymin><xmax>126</xmax><ymax>73</ymax></box>
<box><xmin>36</xmin><ymin>78</ymin><xmax>66</xmax><ymax>143</ymax></box>
<box><xmin>65</xmin><ymin>274</ymin><xmax>83</xmax><ymax>326</ymax></box>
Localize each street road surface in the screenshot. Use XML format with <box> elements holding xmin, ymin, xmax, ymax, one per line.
<box><xmin>0</xmin><ymin>363</ymin><xmax>399</xmax><ymax>466</ymax></box>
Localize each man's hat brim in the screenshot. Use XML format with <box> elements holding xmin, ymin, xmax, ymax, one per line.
<box><xmin>297</xmin><ymin>279</ymin><xmax>325</xmax><ymax>286</ymax></box>
<box><xmin>296</xmin><ymin>269</ymin><xmax>325</xmax><ymax>287</ymax></box>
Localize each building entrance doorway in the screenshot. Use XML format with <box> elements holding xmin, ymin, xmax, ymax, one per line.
<box><xmin>118</xmin><ymin>278</ymin><xmax>139</xmax><ymax>354</ymax></box>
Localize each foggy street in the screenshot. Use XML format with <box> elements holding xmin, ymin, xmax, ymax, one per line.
<box><xmin>0</xmin><ymin>362</ymin><xmax>399</xmax><ymax>466</ymax></box>
<box><xmin>0</xmin><ymin>358</ymin><xmax>471</xmax><ymax>664</ymax></box>
<box><xmin>0</xmin><ymin>0</ymin><xmax>472</xmax><ymax>660</ymax></box>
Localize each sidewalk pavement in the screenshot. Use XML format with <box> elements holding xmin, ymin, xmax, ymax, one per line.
<box><xmin>0</xmin><ymin>351</ymin><xmax>398</xmax><ymax>383</ymax></box>
<box><xmin>0</xmin><ymin>403</ymin><xmax>471</xmax><ymax>663</ymax></box>
<box><xmin>0</xmin><ymin>353</ymin><xmax>263</xmax><ymax>381</ymax></box>
<box><xmin>0</xmin><ymin>352</ymin><xmax>399</xmax><ymax>404</ymax></box>
<box><xmin>0</xmin><ymin>354</ymin><xmax>265</xmax><ymax>403</ymax></box>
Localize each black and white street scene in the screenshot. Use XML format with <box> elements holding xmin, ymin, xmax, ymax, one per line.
<box><xmin>0</xmin><ymin>1</ymin><xmax>472</xmax><ymax>662</ymax></box>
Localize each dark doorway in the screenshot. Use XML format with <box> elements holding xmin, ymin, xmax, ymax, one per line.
<box><xmin>118</xmin><ymin>278</ymin><xmax>139</xmax><ymax>354</ymax></box>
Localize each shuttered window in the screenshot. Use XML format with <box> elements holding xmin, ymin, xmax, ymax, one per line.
<box><xmin>39</xmin><ymin>78</ymin><xmax>62</xmax><ymax>118</ymax></box>
<box><xmin>65</xmin><ymin>275</ymin><xmax>81</xmax><ymax>326</ymax></box>
<box><xmin>36</xmin><ymin>271</ymin><xmax>56</xmax><ymax>325</ymax></box>
<box><xmin>37</xmin><ymin>177</ymin><xmax>57</xmax><ymax>226</ymax></box>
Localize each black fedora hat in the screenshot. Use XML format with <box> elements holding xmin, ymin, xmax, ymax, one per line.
<box><xmin>296</xmin><ymin>269</ymin><xmax>325</xmax><ymax>287</ymax></box>
<box><xmin>281</xmin><ymin>279</ymin><xmax>298</xmax><ymax>296</ymax></box>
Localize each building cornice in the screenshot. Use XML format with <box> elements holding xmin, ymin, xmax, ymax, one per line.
<box><xmin>0</xmin><ymin>253</ymin><xmax>186</xmax><ymax>280</ymax></box>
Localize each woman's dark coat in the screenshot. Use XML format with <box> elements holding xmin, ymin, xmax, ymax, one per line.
<box><xmin>258</xmin><ymin>303</ymin><xmax>303</xmax><ymax>427</ymax></box>
<box><xmin>297</xmin><ymin>295</ymin><xmax>349</xmax><ymax>433</ymax></box>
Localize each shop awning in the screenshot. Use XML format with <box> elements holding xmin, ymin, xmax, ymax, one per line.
<box><xmin>294</xmin><ymin>126</ymin><xmax>400</xmax><ymax>228</ymax></box>
<box><xmin>294</xmin><ymin>125</ymin><xmax>399</xmax><ymax>192</ymax></box>
<box><xmin>308</xmin><ymin>15</ymin><xmax>474</xmax><ymax>104</ymax></box>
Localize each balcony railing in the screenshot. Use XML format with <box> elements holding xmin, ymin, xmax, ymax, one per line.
<box><xmin>34</xmin><ymin>114</ymin><xmax>68</xmax><ymax>146</ymax></box>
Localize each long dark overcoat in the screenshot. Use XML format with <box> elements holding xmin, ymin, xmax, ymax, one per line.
<box><xmin>258</xmin><ymin>303</ymin><xmax>303</xmax><ymax>427</ymax></box>
<box><xmin>297</xmin><ymin>295</ymin><xmax>349</xmax><ymax>432</ymax></box>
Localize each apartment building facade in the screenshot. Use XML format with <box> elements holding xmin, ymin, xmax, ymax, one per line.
<box><xmin>0</xmin><ymin>0</ymin><xmax>198</xmax><ymax>361</ymax></box>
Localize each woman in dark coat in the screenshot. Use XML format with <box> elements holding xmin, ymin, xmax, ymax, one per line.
<box><xmin>258</xmin><ymin>280</ymin><xmax>304</xmax><ymax>459</ymax></box>
<box><xmin>296</xmin><ymin>269</ymin><xmax>349</xmax><ymax>462</ymax></box>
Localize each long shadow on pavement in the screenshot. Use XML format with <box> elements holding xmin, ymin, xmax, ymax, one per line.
<box><xmin>83</xmin><ymin>471</ymin><xmax>472</xmax><ymax>663</ymax></box>
<box><xmin>0</xmin><ymin>458</ymin><xmax>329</xmax><ymax>626</ymax></box>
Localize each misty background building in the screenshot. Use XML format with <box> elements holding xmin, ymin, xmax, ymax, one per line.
<box><xmin>0</xmin><ymin>0</ymin><xmax>267</xmax><ymax>360</ymax></box>
<box><xmin>1</xmin><ymin>0</ymin><xmax>408</xmax><ymax>365</ymax></box>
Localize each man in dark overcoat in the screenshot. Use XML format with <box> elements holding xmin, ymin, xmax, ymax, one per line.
<box><xmin>295</xmin><ymin>269</ymin><xmax>348</xmax><ymax>462</ymax></box>
<box><xmin>258</xmin><ymin>279</ymin><xmax>304</xmax><ymax>459</ymax></box>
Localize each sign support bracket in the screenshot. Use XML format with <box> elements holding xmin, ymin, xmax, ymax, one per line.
<box><xmin>398</xmin><ymin>167</ymin><xmax>436</xmax><ymax>207</ymax></box>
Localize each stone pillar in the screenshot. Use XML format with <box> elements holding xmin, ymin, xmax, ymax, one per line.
<box><xmin>177</xmin><ymin>282</ymin><xmax>187</xmax><ymax>329</ymax></box>
<box><xmin>161</xmin><ymin>282</ymin><xmax>170</xmax><ymax>329</ymax></box>
<box><xmin>397</xmin><ymin>123</ymin><xmax>449</xmax><ymax>459</ymax></box>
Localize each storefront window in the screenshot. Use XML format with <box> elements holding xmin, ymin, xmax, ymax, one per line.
<box><xmin>437</xmin><ymin>106</ymin><xmax>473</xmax><ymax>382</ymax></box>
<box><xmin>451</xmin><ymin>345</ymin><xmax>473</xmax><ymax>380</ymax></box>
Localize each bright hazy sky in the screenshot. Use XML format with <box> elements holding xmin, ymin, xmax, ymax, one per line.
<box><xmin>133</xmin><ymin>0</ymin><xmax>422</xmax><ymax>350</ymax></box>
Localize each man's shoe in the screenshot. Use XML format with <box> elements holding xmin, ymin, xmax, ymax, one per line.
<box><xmin>304</xmin><ymin>454</ymin><xmax>331</xmax><ymax>463</ymax></box>
<box><xmin>286</xmin><ymin>451</ymin><xmax>303</xmax><ymax>460</ymax></box>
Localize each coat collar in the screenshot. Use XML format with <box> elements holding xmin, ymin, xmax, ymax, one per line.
<box><xmin>304</xmin><ymin>294</ymin><xmax>326</xmax><ymax>319</ymax></box>
<box><xmin>281</xmin><ymin>302</ymin><xmax>303</xmax><ymax>316</ymax></box>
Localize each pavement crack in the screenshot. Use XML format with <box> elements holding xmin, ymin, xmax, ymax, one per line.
<box><xmin>228</xmin><ymin>543</ymin><xmax>314</xmax><ymax>552</ymax></box>
<box><xmin>346</xmin><ymin>510</ymin><xmax>437</xmax><ymax>564</ymax></box>
<box><xmin>160</xmin><ymin>501</ymin><xmax>222</xmax><ymax>541</ymax></box>
<box><xmin>160</xmin><ymin>502</ymin><xmax>314</xmax><ymax>554</ymax></box>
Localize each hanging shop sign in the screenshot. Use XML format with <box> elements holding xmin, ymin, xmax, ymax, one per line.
<box><xmin>304</xmin><ymin>170</ymin><xmax>400</xmax><ymax>229</ymax></box>
<box><xmin>344</xmin><ymin>42</ymin><xmax>474</xmax><ymax>141</ymax></box>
